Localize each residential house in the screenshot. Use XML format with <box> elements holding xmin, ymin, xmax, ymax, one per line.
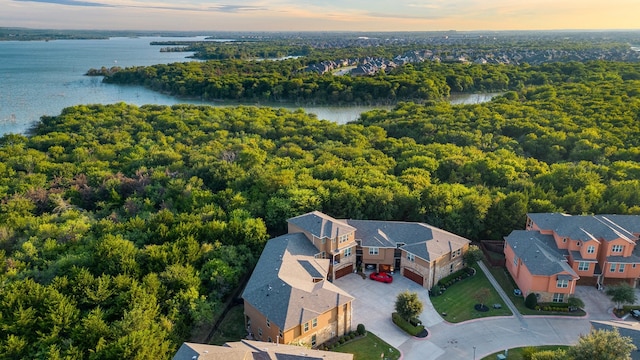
<box><xmin>504</xmin><ymin>213</ymin><xmax>640</xmax><ymax>303</ymax></box>
<box><xmin>242</xmin><ymin>232</ymin><xmax>354</xmax><ymax>348</ymax></box>
<box><xmin>173</xmin><ymin>340</ymin><xmax>353</xmax><ymax>360</ymax></box>
<box><xmin>345</xmin><ymin>219</ymin><xmax>470</xmax><ymax>289</ymax></box>
<box><xmin>243</xmin><ymin>211</ymin><xmax>471</xmax><ymax>348</ymax></box>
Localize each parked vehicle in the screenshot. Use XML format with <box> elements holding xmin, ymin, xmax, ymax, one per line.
<box><xmin>630</xmin><ymin>309</ymin><xmax>640</xmax><ymax>319</ymax></box>
<box><xmin>369</xmin><ymin>272</ymin><xmax>393</xmax><ymax>283</ymax></box>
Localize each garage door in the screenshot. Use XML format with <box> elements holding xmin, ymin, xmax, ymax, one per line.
<box><xmin>403</xmin><ymin>268</ymin><xmax>424</xmax><ymax>286</ymax></box>
<box><xmin>335</xmin><ymin>264</ymin><xmax>353</xmax><ymax>279</ymax></box>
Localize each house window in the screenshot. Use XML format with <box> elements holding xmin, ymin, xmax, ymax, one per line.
<box><xmin>268</xmin><ymin>336</ymin><xmax>272</xmax><ymax>343</ymax></box>
<box><xmin>266</xmin><ymin>319</ymin><xmax>270</xmax><ymax>328</ymax></box>
<box><xmin>304</xmin><ymin>322</ymin><xmax>309</xmax><ymax>332</ymax></box>
<box><xmin>634</xmin><ymin>264</ymin><xmax>637</xmax><ymax>268</ymax></box>
<box><xmin>576</xmin><ymin>241</ymin><xmax>580</xmax><ymax>246</ymax></box>
<box><xmin>312</xmin><ymin>318</ymin><xmax>317</xmax><ymax>328</ymax></box>
<box><xmin>552</xmin><ymin>293</ymin><xmax>565</xmax><ymax>303</ymax></box>
<box><xmin>556</xmin><ymin>279</ymin><xmax>568</xmax><ymax>288</ymax></box>
<box><xmin>587</xmin><ymin>245</ymin><xmax>595</xmax><ymax>254</ymax></box>
<box><xmin>344</xmin><ymin>247</ymin><xmax>352</xmax><ymax>257</ymax></box>
<box><xmin>407</xmin><ymin>253</ymin><xmax>415</xmax><ymax>262</ymax></box>
<box><xmin>578</xmin><ymin>262</ymin><xmax>589</xmax><ymax>271</ymax></box>
<box><xmin>311</xmin><ymin>334</ymin><xmax>317</xmax><ymax>347</ymax></box>
<box><xmin>562</xmin><ymin>237</ymin><xmax>567</xmax><ymax>243</ymax></box>
<box><xmin>258</xmin><ymin>328</ymin><xmax>263</xmax><ymax>337</ymax></box>
<box><xmin>513</xmin><ymin>256</ymin><xmax>518</xmax><ymax>267</ymax></box>
<box><xmin>620</xmin><ymin>264</ymin><xmax>626</xmax><ymax>273</ymax></box>
<box><xmin>450</xmin><ymin>263</ymin><xmax>454</xmax><ymax>273</ymax></box>
<box><xmin>321</xmin><ymin>251</ymin><xmax>326</xmax><ymax>258</ymax></box>
<box><xmin>339</xmin><ymin>234</ymin><xmax>349</xmax><ymax>243</ymax></box>
<box><xmin>279</xmin><ymin>329</ymin><xmax>283</xmax><ymax>339</ymax></box>
<box><xmin>453</xmin><ymin>248</ymin><xmax>461</xmax><ymax>258</ymax></box>
<box><xmin>527</xmin><ymin>218</ymin><xmax>533</xmax><ymax>229</ymax></box>
<box><xmin>369</xmin><ymin>247</ymin><xmax>379</xmax><ymax>255</ymax></box>
<box><xmin>610</xmin><ymin>263</ymin><xmax>617</xmax><ymax>272</ymax></box>
<box><xmin>612</xmin><ymin>245</ymin><xmax>623</xmax><ymax>253</ymax></box>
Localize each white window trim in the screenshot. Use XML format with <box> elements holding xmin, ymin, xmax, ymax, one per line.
<box><xmin>369</xmin><ymin>247</ymin><xmax>379</xmax><ymax>255</ymax></box>
<box><xmin>407</xmin><ymin>253</ymin><xmax>415</xmax><ymax>262</ymax></box>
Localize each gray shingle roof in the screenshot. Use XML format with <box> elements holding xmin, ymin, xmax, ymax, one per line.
<box><xmin>242</xmin><ymin>233</ymin><xmax>353</xmax><ymax>331</ymax></box>
<box><xmin>346</xmin><ymin>219</ymin><xmax>470</xmax><ymax>262</ymax></box>
<box><xmin>287</xmin><ymin>211</ymin><xmax>356</xmax><ymax>240</ymax></box>
<box><xmin>173</xmin><ymin>340</ymin><xmax>353</xmax><ymax>360</ymax></box>
<box><xmin>505</xmin><ymin>230</ymin><xmax>578</xmax><ymax>278</ymax></box>
<box><xmin>528</xmin><ymin>213</ymin><xmax>640</xmax><ymax>243</ymax></box>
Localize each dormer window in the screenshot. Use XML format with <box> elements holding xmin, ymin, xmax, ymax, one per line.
<box><xmin>612</xmin><ymin>245</ymin><xmax>624</xmax><ymax>253</ymax></box>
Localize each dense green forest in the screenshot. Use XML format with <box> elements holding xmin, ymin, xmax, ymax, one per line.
<box><xmin>2</xmin><ymin>59</ymin><xmax>640</xmax><ymax>358</ymax></box>
<box><xmin>99</xmin><ymin>58</ymin><xmax>640</xmax><ymax>105</ymax></box>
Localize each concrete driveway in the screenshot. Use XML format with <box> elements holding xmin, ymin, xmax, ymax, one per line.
<box><xmin>334</xmin><ymin>272</ymin><xmax>619</xmax><ymax>359</ymax></box>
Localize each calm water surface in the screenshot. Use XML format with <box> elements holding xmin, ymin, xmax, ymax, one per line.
<box><xmin>0</xmin><ymin>37</ymin><xmax>494</xmax><ymax>135</ymax></box>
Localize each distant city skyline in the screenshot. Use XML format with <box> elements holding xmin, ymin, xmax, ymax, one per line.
<box><xmin>2</xmin><ymin>0</ymin><xmax>639</xmax><ymax>32</ymax></box>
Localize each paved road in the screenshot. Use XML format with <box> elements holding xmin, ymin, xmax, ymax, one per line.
<box><xmin>334</xmin><ymin>264</ymin><xmax>618</xmax><ymax>360</ymax></box>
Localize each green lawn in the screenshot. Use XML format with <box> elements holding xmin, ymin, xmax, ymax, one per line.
<box><xmin>430</xmin><ymin>264</ymin><xmax>512</xmax><ymax>322</ymax></box>
<box><xmin>208</xmin><ymin>304</ymin><xmax>247</xmax><ymax>345</ymax></box>
<box><xmin>488</xmin><ymin>266</ymin><xmax>585</xmax><ymax>316</ymax></box>
<box><xmin>333</xmin><ymin>332</ymin><xmax>401</xmax><ymax>360</ymax></box>
<box><xmin>481</xmin><ymin>345</ymin><xmax>570</xmax><ymax>360</ymax></box>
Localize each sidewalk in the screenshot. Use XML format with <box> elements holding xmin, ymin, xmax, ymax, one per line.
<box><xmin>477</xmin><ymin>261</ymin><xmax>524</xmax><ymax>323</ymax></box>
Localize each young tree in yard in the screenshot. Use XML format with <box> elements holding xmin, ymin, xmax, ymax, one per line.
<box><xmin>567</xmin><ymin>328</ymin><xmax>636</xmax><ymax>360</ymax></box>
<box><xmin>395</xmin><ymin>290</ymin><xmax>424</xmax><ymax>321</ymax></box>
<box><xmin>464</xmin><ymin>244</ymin><xmax>484</xmax><ymax>266</ymax></box>
<box><xmin>473</xmin><ymin>288</ymin><xmax>491</xmax><ymax>309</ymax></box>
<box><xmin>605</xmin><ymin>284</ymin><xmax>637</xmax><ymax>310</ymax></box>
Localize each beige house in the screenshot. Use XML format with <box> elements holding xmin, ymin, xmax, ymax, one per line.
<box><xmin>345</xmin><ymin>219</ymin><xmax>471</xmax><ymax>289</ymax></box>
<box><xmin>173</xmin><ymin>340</ymin><xmax>353</xmax><ymax>360</ymax></box>
<box><xmin>242</xmin><ymin>211</ymin><xmax>471</xmax><ymax>349</ymax></box>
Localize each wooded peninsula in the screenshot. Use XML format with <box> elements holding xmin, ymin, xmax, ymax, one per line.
<box><xmin>1</xmin><ymin>32</ymin><xmax>640</xmax><ymax>359</ymax></box>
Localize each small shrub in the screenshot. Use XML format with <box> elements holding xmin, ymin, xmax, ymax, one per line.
<box><xmin>525</xmin><ymin>293</ymin><xmax>538</xmax><ymax>309</ymax></box>
<box><xmin>356</xmin><ymin>323</ymin><xmax>366</xmax><ymax>335</ymax></box>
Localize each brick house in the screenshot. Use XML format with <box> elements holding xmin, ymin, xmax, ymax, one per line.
<box><xmin>504</xmin><ymin>213</ymin><xmax>640</xmax><ymax>302</ymax></box>
<box><xmin>345</xmin><ymin>219</ymin><xmax>470</xmax><ymax>289</ymax></box>
<box><xmin>242</xmin><ymin>211</ymin><xmax>471</xmax><ymax>347</ymax></box>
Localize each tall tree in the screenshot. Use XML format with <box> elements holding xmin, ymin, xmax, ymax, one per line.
<box><xmin>567</xmin><ymin>328</ymin><xmax>636</xmax><ymax>360</ymax></box>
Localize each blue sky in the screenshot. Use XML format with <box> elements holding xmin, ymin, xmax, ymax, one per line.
<box><xmin>2</xmin><ymin>0</ymin><xmax>639</xmax><ymax>31</ymax></box>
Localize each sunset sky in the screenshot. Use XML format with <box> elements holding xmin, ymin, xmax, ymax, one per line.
<box><xmin>2</xmin><ymin>0</ymin><xmax>639</xmax><ymax>32</ymax></box>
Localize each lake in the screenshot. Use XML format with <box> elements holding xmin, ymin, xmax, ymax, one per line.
<box><xmin>0</xmin><ymin>37</ymin><xmax>494</xmax><ymax>135</ymax></box>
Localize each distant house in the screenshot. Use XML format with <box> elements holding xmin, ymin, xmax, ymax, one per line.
<box><xmin>242</xmin><ymin>211</ymin><xmax>471</xmax><ymax>348</ymax></box>
<box><xmin>504</xmin><ymin>213</ymin><xmax>640</xmax><ymax>302</ymax></box>
<box><xmin>173</xmin><ymin>340</ymin><xmax>353</xmax><ymax>360</ymax></box>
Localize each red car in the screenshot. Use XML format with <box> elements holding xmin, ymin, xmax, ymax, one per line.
<box><xmin>369</xmin><ymin>272</ymin><xmax>393</xmax><ymax>283</ymax></box>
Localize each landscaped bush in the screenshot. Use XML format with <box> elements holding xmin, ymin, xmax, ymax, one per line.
<box><xmin>525</xmin><ymin>293</ymin><xmax>538</xmax><ymax>309</ymax></box>
<box><xmin>357</xmin><ymin>323</ymin><xmax>366</xmax><ymax>335</ymax></box>
<box><xmin>392</xmin><ymin>312</ymin><xmax>425</xmax><ymax>336</ymax></box>
<box><xmin>437</xmin><ymin>267</ymin><xmax>475</xmax><ymax>288</ymax></box>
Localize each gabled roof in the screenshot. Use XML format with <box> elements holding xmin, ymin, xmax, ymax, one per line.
<box><xmin>528</xmin><ymin>213</ymin><xmax>640</xmax><ymax>243</ymax></box>
<box><xmin>173</xmin><ymin>340</ymin><xmax>353</xmax><ymax>360</ymax></box>
<box><xmin>346</xmin><ymin>219</ymin><xmax>470</xmax><ymax>262</ymax></box>
<box><xmin>505</xmin><ymin>230</ymin><xmax>578</xmax><ymax>278</ymax></box>
<box><xmin>287</xmin><ymin>211</ymin><xmax>356</xmax><ymax>240</ymax></box>
<box><xmin>242</xmin><ymin>233</ymin><xmax>353</xmax><ymax>331</ymax></box>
